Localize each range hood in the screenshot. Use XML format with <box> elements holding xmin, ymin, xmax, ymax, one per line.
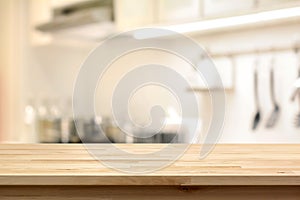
<box><xmin>36</xmin><ymin>0</ymin><xmax>115</xmax><ymax>40</ymax></box>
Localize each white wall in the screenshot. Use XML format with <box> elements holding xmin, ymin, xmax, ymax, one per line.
<box><xmin>21</xmin><ymin>11</ymin><xmax>300</xmax><ymax>143</ymax></box>
<box><xmin>196</xmin><ymin>23</ymin><xmax>300</xmax><ymax>143</ymax></box>
<box><xmin>24</xmin><ymin>42</ymin><xmax>95</xmax><ymax>100</ymax></box>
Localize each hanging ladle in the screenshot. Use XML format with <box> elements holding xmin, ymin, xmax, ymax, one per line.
<box><xmin>266</xmin><ymin>57</ymin><xmax>280</xmax><ymax>128</ymax></box>
<box><xmin>252</xmin><ymin>58</ymin><xmax>261</xmax><ymax>130</ymax></box>
<box><xmin>291</xmin><ymin>47</ymin><xmax>300</xmax><ymax>127</ymax></box>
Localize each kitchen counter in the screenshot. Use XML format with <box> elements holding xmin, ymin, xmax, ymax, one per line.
<box><xmin>1</xmin><ymin>144</ymin><xmax>300</xmax><ymax>199</ymax></box>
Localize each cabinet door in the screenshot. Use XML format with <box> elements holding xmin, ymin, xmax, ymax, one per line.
<box><xmin>29</xmin><ymin>0</ymin><xmax>52</xmax><ymax>45</ymax></box>
<box><xmin>114</xmin><ymin>0</ymin><xmax>155</xmax><ymax>31</ymax></box>
<box><xmin>258</xmin><ymin>0</ymin><xmax>300</xmax><ymax>7</ymax></box>
<box><xmin>203</xmin><ymin>0</ymin><xmax>255</xmax><ymax>17</ymax></box>
<box><xmin>157</xmin><ymin>0</ymin><xmax>201</xmax><ymax>23</ymax></box>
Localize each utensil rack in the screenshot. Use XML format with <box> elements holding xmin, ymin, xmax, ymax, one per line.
<box><xmin>207</xmin><ymin>44</ymin><xmax>300</xmax><ymax>58</ymax></box>
<box><xmin>187</xmin><ymin>44</ymin><xmax>300</xmax><ymax>93</ymax></box>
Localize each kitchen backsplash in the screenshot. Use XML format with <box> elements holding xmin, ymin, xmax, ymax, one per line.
<box><xmin>18</xmin><ymin>21</ymin><xmax>300</xmax><ymax>143</ymax></box>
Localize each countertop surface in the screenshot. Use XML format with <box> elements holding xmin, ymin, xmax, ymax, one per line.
<box><xmin>0</xmin><ymin>144</ymin><xmax>300</xmax><ymax>186</ymax></box>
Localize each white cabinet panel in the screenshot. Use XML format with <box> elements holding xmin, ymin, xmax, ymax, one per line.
<box><xmin>204</xmin><ymin>0</ymin><xmax>255</xmax><ymax>17</ymax></box>
<box><xmin>114</xmin><ymin>0</ymin><xmax>155</xmax><ymax>30</ymax></box>
<box><xmin>158</xmin><ymin>0</ymin><xmax>201</xmax><ymax>23</ymax></box>
<box><xmin>259</xmin><ymin>0</ymin><xmax>300</xmax><ymax>7</ymax></box>
<box><xmin>29</xmin><ymin>0</ymin><xmax>52</xmax><ymax>45</ymax></box>
<box><xmin>115</xmin><ymin>0</ymin><xmax>201</xmax><ymax>30</ymax></box>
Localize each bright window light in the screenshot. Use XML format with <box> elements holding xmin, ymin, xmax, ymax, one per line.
<box><xmin>166</xmin><ymin>6</ymin><xmax>300</xmax><ymax>34</ymax></box>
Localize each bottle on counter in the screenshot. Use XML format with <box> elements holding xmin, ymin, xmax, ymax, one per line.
<box><xmin>124</xmin><ymin>122</ymin><xmax>134</xmax><ymax>143</ymax></box>
<box><xmin>60</xmin><ymin>98</ymin><xmax>81</xmax><ymax>143</ymax></box>
<box><xmin>37</xmin><ymin>98</ymin><xmax>61</xmax><ymax>143</ymax></box>
<box><xmin>23</xmin><ymin>98</ymin><xmax>37</xmax><ymax>143</ymax></box>
<box><xmin>103</xmin><ymin>117</ymin><xmax>126</xmax><ymax>143</ymax></box>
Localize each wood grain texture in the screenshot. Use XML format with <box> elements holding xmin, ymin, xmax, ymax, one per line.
<box><xmin>0</xmin><ymin>144</ymin><xmax>300</xmax><ymax>186</ymax></box>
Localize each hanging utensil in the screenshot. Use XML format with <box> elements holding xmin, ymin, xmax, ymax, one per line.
<box><xmin>252</xmin><ymin>58</ymin><xmax>261</xmax><ymax>130</ymax></box>
<box><xmin>266</xmin><ymin>57</ymin><xmax>280</xmax><ymax>128</ymax></box>
<box><xmin>291</xmin><ymin>78</ymin><xmax>300</xmax><ymax>128</ymax></box>
<box><xmin>291</xmin><ymin>47</ymin><xmax>300</xmax><ymax>127</ymax></box>
<box><xmin>291</xmin><ymin>90</ymin><xmax>300</xmax><ymax>128</ymax></box>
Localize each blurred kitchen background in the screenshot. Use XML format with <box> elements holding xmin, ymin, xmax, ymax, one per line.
<box><xmin>0</xmin><ymin>0</ymin><xmax>300</xmax><ymax>144</ymax></box>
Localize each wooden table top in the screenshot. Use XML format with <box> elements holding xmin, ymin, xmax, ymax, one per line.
<box><xmin>0</xmin><ymin>144</ymin><xmax>300</xmax><ymax>186</ymax></box>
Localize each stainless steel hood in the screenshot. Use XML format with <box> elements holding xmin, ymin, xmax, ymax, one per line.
<box><xmin>36</xmin><ymin>0</ymin><xmax>115</xmax><ymax>40</ymax></box>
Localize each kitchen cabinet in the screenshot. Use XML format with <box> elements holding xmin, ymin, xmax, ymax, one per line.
<box><xmin>258</xmin><ymin>0</ymin><xmax>300</xmax><ymax>8</ymax></box>
<box><xmin>157</xmin><ymin>0</ymin><xmax>201</xmax><ymax>23</ymax></box>
<box><xmin>29</xmin><ymin>0</ymin><xmax>52</xmax><ymax>45</ymax></box>
<box><xmin>114</xmin><ymin>0</ymin><xmax>203</xmax><ymax>31</ymax></box>
<box><xmin>1</xmin><ymin>144</ymin><xmax>300</xmax><ymax>199</ymax></box>
<box><xmin>31</xmin><ymin>0</ymin><xmax>300</xmax><ymax>41</ymax></box>
<box><xmin>114</xmin><ymin>0</ymin><xmax>155</xmax><ymax>31</ymax></box>
<box><xmin>203</xmin><ymin>0</ymin><xmax>255</xmax><ymax>17</ymax></box>
<box><xmin>203</xmin><ymin>0</ymin><xmax>300</xmax><ymax>18</ymax></box>
<box><xmin>37</xmin><ymin>0</ymin><xmax>203</xmax><ymax>36</ymax></box>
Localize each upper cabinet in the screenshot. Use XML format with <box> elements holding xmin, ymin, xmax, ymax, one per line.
<box><xmin>29</xmin><ymin>0</ymin><xmax>53</xmax><ymax>45</ymax></box>
<box><xmin>203</xmin><ymin>0</ymin><xmax>255</xmax><ymax>17</ymax></box>
<box><xmin>114</xmin><ymin>0</ymin><xmax>300</xmax><ymax>31</ymax></box>
<box><xmin>258</xmin><ymin>0</ymin><xmax>300</xmax><ymax>8</ymax></box>
<box><xmin>31</xmin><ymin>0</ymin><xmax>300</xmax><ymax>43</ymax></box>
<box><xmin>114</xmin><ymin>0</ymin><xmax>202</xmax><ymax>30</ymax></box>
<box><xmin>202</xmin><ymin>0</ymin><xmax>300</xmax><ymax>18</ymax></box>
<box><xmin>114</xmin><ymin>0</ymin><xmax>201</xmax><ymax>31</ymax></box>
<box><xmin>114</xmin><ymin>0</ymin><xmax>155</xmax><ymax>31</ymax></box>
<box><xmin>157</xmin><ymin>0</ymin><xmax>201</xmax><ymax>23</ymax></box>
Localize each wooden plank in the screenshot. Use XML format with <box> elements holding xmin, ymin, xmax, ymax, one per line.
<box><xmin>0</xmin><ymin>144</ymin><xmax>299</xmax><ymax>185</ymax></box>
